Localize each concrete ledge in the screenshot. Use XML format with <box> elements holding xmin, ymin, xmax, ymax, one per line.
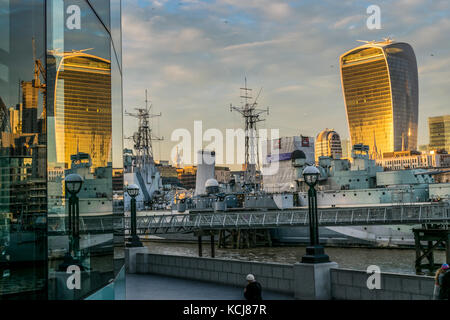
<box><xmin>125</xmin><ymin>247</ymin><xmax>149</xmax><ymax>274</ymax></box>
<box><xmin>294</xmin><ymin>262</ymin><xmax>338</xmax><ymax>300</ymax></box>
<box><xmin>130</xmin><ymin>253</ymin><xmax>435</xmax><ymax>300</ymax></box>
<box><xmin>330</xmin><ymin>268</ymin><xmax>434</xmax><ymax>300</ymax></box>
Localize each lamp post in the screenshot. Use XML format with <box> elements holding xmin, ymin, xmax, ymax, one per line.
<box><xmin>301</xmin><ymin>165</ymin><xmax>329</xmax><ymax>263</ymax></box>
<box><xmin>60</xmin><ymin>173</ymin><xmax>84</xmax><ymax>271</ymax></box>
<box><xmin>127</xmin><ymin>184</ymin><xmax>143</xmax><ymax>247</ymax></box>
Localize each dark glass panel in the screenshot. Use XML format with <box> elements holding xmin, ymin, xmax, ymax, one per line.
<box><xmin>47</xmin><ymin>0</ymin><xmax>115</xmax><ymax>299</ymax></box>
<box><xmin>0</xmin><ymin>0</ymin><xmax>47</xmax><ymax>300</ymax></box>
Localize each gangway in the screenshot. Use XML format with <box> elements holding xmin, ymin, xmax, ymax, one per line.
<box><xmin>129</xmin><ymin>203</ymin><xmax>450</xmax><ymax>235</ymax></box>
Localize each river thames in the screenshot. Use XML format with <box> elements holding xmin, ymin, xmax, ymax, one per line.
<box><xmin>143</xmin><ymin>241</ymin><xmax>446</xmax><ymax>275</ymax></box>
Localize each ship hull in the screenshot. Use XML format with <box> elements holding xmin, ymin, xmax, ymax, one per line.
<box><xmin>271</xmin><ymin>224</ymin><xmax>417</xmax><ymax>247</ymax></box>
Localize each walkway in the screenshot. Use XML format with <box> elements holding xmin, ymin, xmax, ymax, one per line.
<box><xmin>131</xmin><ymin>203</ymin><xmax>450</xmax><ymax>235</ymax></box>
<box><xmin>126</xmin><ymin>274</ymin><xmax>294</xmax><ymax>300</ymax></box>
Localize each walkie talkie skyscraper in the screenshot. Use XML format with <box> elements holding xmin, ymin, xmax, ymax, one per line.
<box><xmin>340</xmin><ymin>39</ymin><xmax>419</xmax><ymax>157</ymax></box>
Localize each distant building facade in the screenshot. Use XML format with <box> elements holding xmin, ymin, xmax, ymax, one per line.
<box><xmin>177</xmin><ymin>166</ymin><xmax>197</xmax><ymax>190</ymax></box>
<box><xmin>340</xmin><ymin>40</ymin><xmax>419</xmax><ymax>156</ymax></box>
<box><xmin>215</xmin><ymin>166</ymin><xmax>231</xmax><ymax>184</ymax></box>
<box><xmin>315</xmin><ymin>129</ymin><xmax>342</xmax><ymax>162</ymax></box>
<box><xmin>341</xmin><ymin>138</ymin><xmax>352</xmax><ymax>160</ymax></box>
<box><xmin>377</xmin><ymin>150</ymin><xmax>450</xmax><ymax>170</ymax></box>
<box><xmin>429</xmin><ymin>115</ymin><xmax>450</xmax><ymax>153</ymax></box>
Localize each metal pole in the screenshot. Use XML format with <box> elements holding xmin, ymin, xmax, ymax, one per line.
<box><xmin>68</xmin><ymin>196</ymin><xmax>73</xmax><ymax>254</ymax></box>
<box><xmin>74</xmin><ymin>195</ymin><xmax>80</xmax><ymax>255</ymax></box>
<box><xmin>131</xmin><ymin>197</ymin><xmax>136</xmax><ymax>238</ymax></box>
<box><xmin>313</xmin><ymin>187</ymin><xmax>319</xmax><ymax>245</ymax></box>
<box><xmin>308</xmin><ymin>187</ymin><xmax>315</xmax><ymax>246</ymax></box>
<box><xmin>130</xmin><ymin>197</ymin><xmax>143</xmax><ymax>247</ymax></box>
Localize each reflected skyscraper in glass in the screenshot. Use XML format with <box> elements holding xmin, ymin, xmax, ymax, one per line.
<box><xmin>50</xmin><ymin>52</ymin><xmax>112</xmax><ymax>169</ymax></box>
<box><xmin>340</xmin><ymin>40</ymin><xmax>419</xmax><ymax>156</ymax></box>
<box><xmin>0</xmin><ymin>0</ymin><xmax>124</xmax><ymax>300</ymax></box>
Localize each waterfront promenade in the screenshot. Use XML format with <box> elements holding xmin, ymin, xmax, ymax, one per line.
<box><xmin>126</xmin><ymin>274</ymin><xmax>293</xmax><ymax>300</ymax></box>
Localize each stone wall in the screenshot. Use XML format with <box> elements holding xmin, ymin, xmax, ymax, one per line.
<box><xmin>134</xmin><ymin>253</ymin><xmax>436</xmax><ymax>300</ymax></box>
<box><xmin>330</xmin><ymin>268</ymin><xmax>435</xmax><ymax>300</ymax></box>
<box><xmin>136</xmin><ymin>253</ymin><xmax>294</xmax><ymax>294</ymax></box>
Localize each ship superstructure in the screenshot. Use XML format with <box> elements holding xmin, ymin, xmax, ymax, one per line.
<box><xmin>124</xmin><ymin>91</ymin><xmax>163</xmax><ymax>211</ymax></box>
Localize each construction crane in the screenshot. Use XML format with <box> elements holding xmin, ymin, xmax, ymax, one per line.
<box><xmin>32</xmin><ymin>37</ymin><xmax>47</xmax><ymax>134</ymax></box>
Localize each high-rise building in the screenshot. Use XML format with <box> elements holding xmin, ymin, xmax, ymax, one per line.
<box><xmin>341</xmin><ymin>138</ymin><xmax>352</xmax><ymax>160</ymax></box>
<box><xmin>315</xmin><ymin>129</ymin><xmax>342</xmax><ymax>162</ymax></box>
<box><xmin>429</xmin><ymin>115</ymin><xmax>450</xmax><ymax>152</ymax></box>
<box><xmin>340</xmin><ymin>40</ymin><xmax>419</xmax><ymax>156</ymax></box>
<box><xmin>51</xmin><ymin>52</ymin><xmax>112</xmax><ymax>169</ymax></box>
<box><xmin>0</xmin><ymin>1</ymin><xmax>124</xmax><ymax>300</ymax></box>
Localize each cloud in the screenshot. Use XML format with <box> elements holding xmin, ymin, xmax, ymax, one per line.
<box><xmin>332</xmin><ymin>15</ymin><xmax>363</xmax><ymax>29</ymax></box>
<box><xmin>121</xmin><ymin>0</ymin><xmax>450</xmax><ymax>161</ymax></box>
<box><xmin>162</xmin><ymin>64</ymin><xmax>198</xmax><ymax>82</ymax></box>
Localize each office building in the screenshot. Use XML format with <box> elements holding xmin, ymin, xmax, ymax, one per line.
<box><xmin>315</xmin><ymin>129</ymin><xmax>342</xmax><ymax>162</ymax></box>
<box><xmin>340</xmin><ymin>40</ymin><xmax>419</xmax><ymax>156</ymax></box>
<box><xmin>429</xmin><ymin>115</ymin><xmax>450</xmax><ymax>153</ymax></box>
<box><xmin>377</xmin><ymin>150</ymin><xmax>450</xmax><ymax>170</ymax></box>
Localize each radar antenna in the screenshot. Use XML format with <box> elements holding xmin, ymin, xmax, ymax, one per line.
<box><xmin>229</xmin><ymin>77</ymin><xmax>269</xmax><ymax>188</ymax></box>
<box><xmin>125</xmin><ymin>90</ymin><xmax>164</xmax><ymax>172</ymax></box>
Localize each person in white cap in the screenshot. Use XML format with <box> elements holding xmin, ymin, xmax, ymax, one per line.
<box><xmin>244</xmin><ymin>274</ymin><xmax>262</xmax><ymax>301</ymax></box>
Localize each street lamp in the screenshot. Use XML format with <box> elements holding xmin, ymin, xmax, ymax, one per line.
<box><xmin>127</xmin><ymin>184</ymin><xmax>143</xmax><ymax>247</ymax></box>
<box><xmin>59</xmin><ymin>173</ymin><xmax>84</xmax><ymax>271</ymax></box>
<box><xmin>301</xmin><ymin>165</ymin><xmax>330</xmax><ymax>263</ymax></box>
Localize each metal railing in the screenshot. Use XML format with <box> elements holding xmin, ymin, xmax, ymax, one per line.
<box><xmin>127</xmin><ymin>203</ymin><xmax>450</xmax><ymax>235</ymax></box>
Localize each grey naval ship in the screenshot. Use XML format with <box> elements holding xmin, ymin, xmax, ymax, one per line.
<box><xmin>173</xmin><ymin>141</ymin><xmax>450</xmax><ymax>248</ymax></box>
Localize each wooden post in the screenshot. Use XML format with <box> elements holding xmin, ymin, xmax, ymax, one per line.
<box><xmin>414</xmin><ymin>230</ymin><xmax>422</xmax><ymax>274</ymax></box>
<box><xmin>237</xmin><ymin>230</ymin><xmax>241</xmax><ymax>249</ymax></box>
<box><xmin>427</xmin><ymin>240</ymin><xmax>434</xmax><ymax>275</ymax></box>
<box><xmin>198</xmin><ymin>235</ymin><xmax>202</xmax><ymax>257</ymax></box>
<box><xmin>266</xmin><ymin>229</ymin><xmax>272</xmax><ymax>247</ymax></box>
<box><xmin>245</xmin><ymin>231</ymin><xmax>250</xmax><ymax>248</ymax></box>
<box><xmin>210</xmin><ymin>233</ymin><xmax>215</xmax><ymax>258</ymax></box>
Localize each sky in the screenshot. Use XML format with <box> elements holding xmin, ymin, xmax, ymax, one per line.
<box><xmin>122</xmin><ymin>0</ymin><xmax>450</xmax><ymax>168</ymax></box>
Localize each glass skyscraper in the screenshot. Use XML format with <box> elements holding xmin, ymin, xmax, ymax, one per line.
<box><xmin>429</xmin><ymin>115</ymin><xmax>450</xmax><ymax>153</ymax></box>
<box><xmin>340</xmin><ymin>40</ymin><xmax>419</xmax><ymax>157</ymax></box>
<box><xmin>0</xmin><ymin>0</ymin><xmax>124</xmax><ymax>300</ymax></box>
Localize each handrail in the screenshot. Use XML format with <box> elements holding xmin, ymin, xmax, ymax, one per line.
<box><xmin>126</xmin><ymin>203</ymin><xmax>450</xmax><ymax>235</ymax></box>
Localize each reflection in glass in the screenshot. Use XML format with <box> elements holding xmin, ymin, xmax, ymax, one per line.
<box><xmin>0</xmin><ymin>0</ymin><xmax>47</xmax><ymax>300</ymax></box>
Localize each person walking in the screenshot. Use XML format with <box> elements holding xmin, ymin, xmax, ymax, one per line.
<box><xmin>433</xmin><ymin>264</ymin><xmax>448</xmax><ymax>300</ymax></box>
<box><xmin>244</xmin><ymin>274</ymin><xmax>262</xmax><ymax>302</ymax></box>
<box><xmin>438</xmin><ymin>263</ymin><xmax>450</xmax><ymax>300</ymax></box>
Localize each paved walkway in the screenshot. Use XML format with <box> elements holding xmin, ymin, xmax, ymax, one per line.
<box><xmin>126</xmin><ymin>274</ymin><xmax>294</xmax><ymax>300</ymax></box>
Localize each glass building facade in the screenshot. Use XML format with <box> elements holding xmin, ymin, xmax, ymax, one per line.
<box><xmin>0</xmin><ymin>0</ymin><xmax>124</xmax><ymax>300</ymax></box>
<box><xmin>340</xmin><ymin>40</ymin><xmax>419</xmax><ymax>157</ymax></box>
<box><xmin>429</xmin><ymin>115</ymin><xmax>450</xmax><ymax>153</ymax></box>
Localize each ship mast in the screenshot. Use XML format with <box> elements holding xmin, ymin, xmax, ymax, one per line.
<box><xmin>230</xmin><ymin>78</ymin><xmax>269</xmax><ymax>188</ymax></box>
<box><xmin>125</xmin><ymin>90</ymin><xmax>163</xmax><ymax>172</ymax></box>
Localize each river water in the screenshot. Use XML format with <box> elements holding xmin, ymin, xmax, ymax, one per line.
<box><xmin>143</xmin><ymin>241</ymin><xmax>447</xmax><ymax>275</ymax></box>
